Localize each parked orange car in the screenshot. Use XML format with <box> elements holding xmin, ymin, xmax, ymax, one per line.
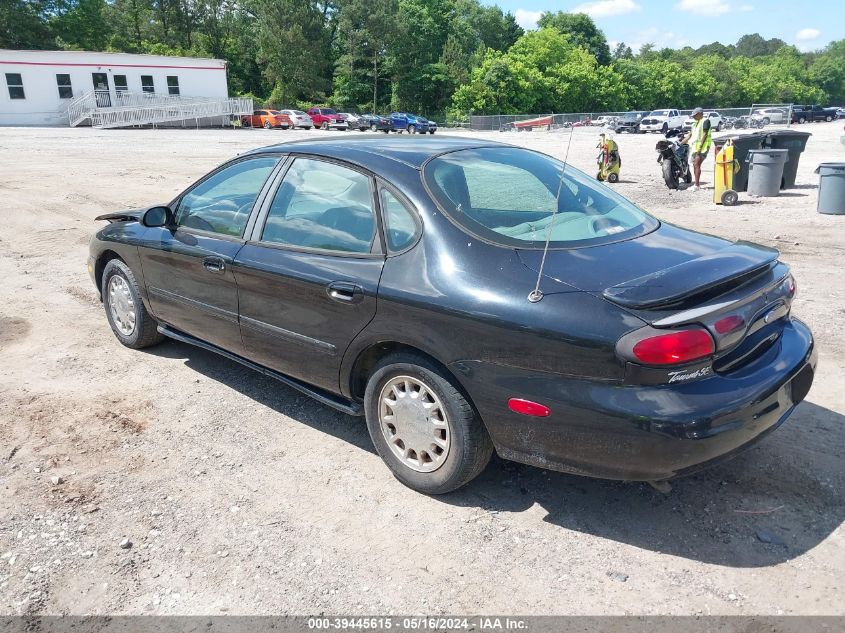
<box><xmin>241</xmin><ymin>110</ymin><xmax>292</xmax><ymax>129</ymax></box>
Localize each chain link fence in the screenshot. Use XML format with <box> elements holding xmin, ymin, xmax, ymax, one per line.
<box><xmin>470</xmin><ymin>105</ymin><xmax>795</xmax><ymax>132</ymax></box>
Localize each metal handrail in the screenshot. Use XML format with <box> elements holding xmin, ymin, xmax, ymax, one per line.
<box><xmin>65</xmin><ymin>90</ymin><xmax>251</xmax><ymax>128</ymax></box>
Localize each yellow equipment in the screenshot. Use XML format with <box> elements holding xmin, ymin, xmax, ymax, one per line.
<box><xmin>714</xmin><ymin>139</ymin><xmax>740</xmax><ymax>205</ymax></box>
<box><xmin>596</xmin><ymin>133</ymin><xmax>621</xmax><ymax>183</ymax></box>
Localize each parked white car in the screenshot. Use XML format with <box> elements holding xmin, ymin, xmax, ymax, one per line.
<box><xmin>591</xmin><ymin>116</ymin><xmax>616</xmax><ymax>127</ymax></box>
<box><xmin>682</xmin><ymin>111</ymin><xmax>723</xmax><ymax>132</ymax></box>
<box><xmin>751</xmin><ymin>108</ymin><xmax>788</xmax><ymax>124</ymax></box>
<box><xmin>639</xmin><ymin>109</ymin><xmax>685</xmax><ymax>133</ymax></box>
<box><xmin>280</xmin><ymin>109</ymin><xmax>314</xmax><ymax>129</ymax></box>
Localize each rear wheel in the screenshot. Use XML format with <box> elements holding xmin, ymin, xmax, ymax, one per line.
<box><xmin>608</xmin><ymin>172</ymin><xmax>619</xmax><ymax>183</ymax></box>
<box><xmin>364</xmin><ymin>354</ymin><xmax>493</xmax><ymax>494</ymax></box>
<box><xmin>101</xmin><ymin>259</ymin><xmax>164</xmax><ymax>349</ymax></box>
<box><xmin>798</xmin><ymin>116</ymin><xmax>806</xmax><ymax>124</ymax></box>
<box><xmin>321</xmin><ymin>121</ymin><xmax>329</xmax><ymax>130</ymax></box>
<box><xmin>263</xmin><ymin>121</ymin><xmax>272</xmax><ymax>129</ymax></box>
<box><xmin>408</xmin><ymin>125</ymin><xmax>416</xmax><ymax>135</ymax></box>
<box><xmin>371</xmin><ymin>123</ymin><xmax>378</xmax><ymax>132</ymax></box>
<box><xmin>825</xmin><ymin>115</ymin><xmax>833</xmax><ymax>122</ymax></box>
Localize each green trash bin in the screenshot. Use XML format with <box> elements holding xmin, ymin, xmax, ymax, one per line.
<box><xmin>814</xmin><ymin>162</ymin><xmax>845</xmax><ymax>215</ymax></box>
<box><xmin>762</xmin><ymin>130</ymin><xmax>812</xmax><ymax>189</ymax></box>
<box><xmin>713</xmin><ymin>132</ymin><xmax>767</xmax><ymax>192</ymax></box>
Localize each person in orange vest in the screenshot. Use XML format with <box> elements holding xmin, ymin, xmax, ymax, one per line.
<box><xmin>682</xmin><ymin>107</ymin><xmax>712</xmax><ymax>191</ymax></box>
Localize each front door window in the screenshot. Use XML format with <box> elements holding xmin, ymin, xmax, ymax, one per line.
<box><xmin>176</xmin><ymin>157</ymin><xmax>280</xmax><ymax>237</ymax></box>
<box><xmin>92</xmin><ymin>73</ymin><xmax>110</xmax><ymax>106</ymax></box>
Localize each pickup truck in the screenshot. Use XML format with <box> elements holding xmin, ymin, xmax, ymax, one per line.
<box><xmin>390</xmin><ymin>112</ymin><xmax>430</xmax><ymax>134</ymax></box>
<box><xmin>791</xmin><ymin>105</ymin><xmax>839</xmax><ymax>124</ymax></box>
<box><xmin>306</xmin><ymin>107</ymin><xmax>348</xmax><ymax>130</ymax></box>
<box><xmin>639</xmin><ymin>108</ymin><xmax>685</xmax><ymax>133</ymax></box>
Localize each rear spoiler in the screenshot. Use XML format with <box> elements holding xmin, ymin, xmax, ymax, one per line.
<box><xmin>603</xmin><ymin>241</ymin><xmax>779</xmax><ymax>309</ymax></box>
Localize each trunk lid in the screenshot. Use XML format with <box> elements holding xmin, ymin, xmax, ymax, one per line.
<box><xmin>517</xmin><ymin>223</ymin><xmax>794</xmax><ymax>374</ymax></box>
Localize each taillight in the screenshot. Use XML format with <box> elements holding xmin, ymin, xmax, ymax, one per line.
<box><xmin>787</xmin><ymin>275</ymin><xmax>796</xmax><ymax>297</ymax></box>
<box><xmin>715</xmin><ymin>315</ymin><xmax>745</xmax><ymax>334</ymax></box>
<box><xmin>632</xmin><ymin>329</ymin><xmax>715</xmax><ymax>365</ymax></box>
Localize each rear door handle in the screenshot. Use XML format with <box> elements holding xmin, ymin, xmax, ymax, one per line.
<box><xmin>203</xmin><ymin>256</ymin><xmax>226</xmax><ymax>273</ymax></box>
<box><xmin>327</xmin><ymin>281</ymin><xmax>364</xmax><ymax>304</ymax></box>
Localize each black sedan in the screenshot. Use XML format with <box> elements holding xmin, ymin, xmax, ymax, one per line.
<box><xmin>88</xmin><ymin>137</ymin><xmax>816</xmax><ymax>494</ymax></box>
<box><xmin>358</xmin><ymin>114</ymin><xmax>392</xmax><ymax>132</ymax></box>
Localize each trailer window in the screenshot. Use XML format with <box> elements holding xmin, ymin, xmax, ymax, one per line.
<box><xmin>5</xmin><ymin>73</ymin><xmax>24</xmax><ymax>100</ymax></box>
<box><xmin>56</xmin><ymin>74</ymin><xmax>72</xmax><ymax>99</ymax></box>
<box><xmin>141</xmin><ymin>76</ymin><xmax>154</xmax><ymax>94</ymax></box>
<box><xmin>114</xmin><ymin>75</ymin><xmax>128</xmax><ymax>93</ymax></box>
<box><xmin>167</xmin><ymin>76</ymin><xmax>180</xmax><ymax>96</ymax></box>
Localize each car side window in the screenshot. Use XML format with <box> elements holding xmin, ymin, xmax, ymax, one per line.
<box><xmin>261</xmin><ymin>158</ymin><xmax>377</xmax><ymax>254</ymax></box>
<box><xmin>380</xmin><ymin>187</ymin><xmax>419</xmax><ymax>252</ymax></box>
<box><xmin>175</xmin><ymin>156</ymin><xmax>279</xmax><ymax>237</ymax></box>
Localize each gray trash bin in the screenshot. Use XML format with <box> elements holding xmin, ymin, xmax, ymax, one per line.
<box><xmin>747</xmin><ymin>149</ymin><xmax>789</xmax><ymax>197</ymax></box>
<box><xmin>814</xmin><ymin>162</ymin><xmax>845</xmax><ymax>215</ymax></box>
<box><xmin>762</xmin><ymin>130</ymin><xmax>812</xmax><ymax>189</ymax></box>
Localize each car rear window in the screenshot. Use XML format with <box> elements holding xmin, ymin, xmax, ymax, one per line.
<box><xmin>424</xmin><ymin>147</ymin><xmax>657</xmax><ymax>248</ymax></box>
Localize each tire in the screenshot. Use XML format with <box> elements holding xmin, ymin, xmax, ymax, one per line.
<box><xmin>798</xmin><ymin>117</ymin><xmax>806</xmax><ymax>124</ymax></box>
<box><xmin>429</xmin><ymin>130</ymin><xmax>435</xmax><ymax>134</ymax></box>
<box><xmin>608</xmin><ymin>172</ymin><xmax>619</xmax><ymax>183</ymax></box>
<box><xmin>825</xmin><ymin>115</ymin><xmax>833</xmax><ymax>122</ymax></box>
<box><xmin>663</xmin><ymin>159</ymin><xmax>679</xmax><ymax>189</ymax></box>
<box><xmin>684</xmin><ymin>169</ymin><xmax>693</xmax><ymax>184</ymax></box>
<box><xmin>371</xmin><ymin>123</ymin><xmax>378</xmax><ymax>132</ymax></box>
<box><xmin>321</xmin><ymin>121</ymin><xmax>329</xmax><ymax>130</ymax></box>
<box><xmin>101</xmin><ymin>259</ymin><xmax>164</xmax><ymax>349</ymax></box>
<box><xmin>408</xmin><ymin>125</ymin><xmax>416</xmax><ymax>135</ymax></box>
<box><xmin>364</xmin><ymin>353</ymin><xmax>493</xmax><ymax>494</ymax></box>
<box><xmin>762</xmin><ymin>117</ymin><xmax>770</xmax><ymax>125</ymax></box>
<box><xmin>596</xmin><ymin>171</ymin><xmax>605</xmax><ymax>181</ymax></box>
<box><xmin>263</xmin><ymin>121</ymin><xmax>271</xmax><ymax>129</ymax></box>
<box><xmin>716</xmin><ymin>122</ymin><xmax>723</xmax><ymax>131</ymax></box>
<box><xmin>662</xmin><ymin>123</ymin><xmax>668</xmax><ymax>134</ymax></box>
<box><xmin>721</xmin><ymin>190</ymin><xmax>739</xmax><ymax>206</ymax></box>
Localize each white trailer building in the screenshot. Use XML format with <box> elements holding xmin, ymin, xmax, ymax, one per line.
<box><xmin>0</xmin><ymin>49</ymin><xmax>250</xmax><ymax>127</ymax></box>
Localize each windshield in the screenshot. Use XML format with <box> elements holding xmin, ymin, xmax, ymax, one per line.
<box><xmin>424</xmin><ymin>147</ymin><xmax>656</xmax><ymax>248</ymax></box>
<box><xmin>648</xmin><ymin>110</ymin><xmax>670</xmax><ymax>117</ymax></box>
<box><xmin>293</xmin><ymin>110</ymin><xmax>307</xmax><ymax>116</ymax></box>
<box><xmin>622</xmin><ymin>113</ymin><xmax>638</xmax><ymax>120</ymax></box>
<box><xmin>323</xmin><ymin>108</ymin><xmax>337</xmax><ymax>114</ymax></box>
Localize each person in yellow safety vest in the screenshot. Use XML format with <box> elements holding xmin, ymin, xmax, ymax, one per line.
<box><xmin>681</xmin><ymin>107</ymin><xmax>712</xmax><ymax>192</ymax></box>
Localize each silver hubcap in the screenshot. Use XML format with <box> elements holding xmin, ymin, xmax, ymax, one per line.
<box><xmin>379</xmin><ymin>376</ymin><xmax>450</xmax><ymax>473</ymax></box>
<box><xmin>107</xmin><ymin>274</ymin><xmax>136</xmax><ymax>336</ymax></box>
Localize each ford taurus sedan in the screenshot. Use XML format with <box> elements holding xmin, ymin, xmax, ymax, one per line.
<box><xmin>88</xmin><ymin>137</ymin><xmax>816</xmax><ymax>494</ymax></box>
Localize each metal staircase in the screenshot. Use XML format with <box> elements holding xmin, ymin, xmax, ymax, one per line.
<box><xmin>65</xmin><ymin>90</ymin><xmax>252</xmax><ymax>129</ymax></box>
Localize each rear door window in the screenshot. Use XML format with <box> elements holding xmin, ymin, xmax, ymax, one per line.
<box><xmin>261</xmin><ymin>158</ymin><xmax>377</xmax><ymax>254</ymax></box>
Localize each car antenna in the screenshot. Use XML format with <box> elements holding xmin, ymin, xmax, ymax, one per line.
<box><xmin>527</xmin><ymin>122</ymin><xmax>576</xmax><ymax>303</ymax></box>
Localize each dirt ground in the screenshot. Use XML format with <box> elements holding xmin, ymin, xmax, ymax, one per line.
<box><xmin>1</xmin><ymin>122</ymin><xmax>844</xmax><ymax>616</ymax></box>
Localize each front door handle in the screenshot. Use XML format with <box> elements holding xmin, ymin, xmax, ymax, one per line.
<box><xmin>203</xmin><ymin>256</ymin><xmax>226</xmax><ymax>273</ymax></box>
<box><xmin>327</xmin><ymin>281</ymin><xmax>364</xmax><ymax>304</ymax></box>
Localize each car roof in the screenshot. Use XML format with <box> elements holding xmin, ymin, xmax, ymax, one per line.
<box><xmin>244</xmin><ymin>136</ymin><xmax>504</xmax><ymax>170</ymax></box>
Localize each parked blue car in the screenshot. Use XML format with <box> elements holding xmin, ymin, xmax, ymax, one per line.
<box><xmin>390</xmin><ymin>112</ymin><xmax>430</xmax><ymax>134</ymax></box>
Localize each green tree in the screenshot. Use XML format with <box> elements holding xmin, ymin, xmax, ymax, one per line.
<box><xmin>0</xmin><ymin>0</ymin><xmax>53</xmax><ymax>49</ymax></box>
<box><xmin>536</xmin><ymin>11</ymin><xmax>610</xmax><ymax>64</ymax></box>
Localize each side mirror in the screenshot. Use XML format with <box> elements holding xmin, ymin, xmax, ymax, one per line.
<box><xmin>142</xmin><ymin>206</ymin><xmax>174</xmax><ymax>228</ymax></box>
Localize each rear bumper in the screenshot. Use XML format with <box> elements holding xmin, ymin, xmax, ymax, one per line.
<box><xmin>452</xmin><ymin>318</ymin><xmax>816</xmax><ymax>481</ymax></box>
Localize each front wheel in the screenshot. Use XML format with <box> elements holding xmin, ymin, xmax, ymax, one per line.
<box><xmin>663</xmin><ymin>159</ymin><xmax>679</xmax><ymax>189</ymax></box>
<box><xmin>263</xmin><ymin>121</ymin><xmax>272</xmax><ymax>129</ymax></box>
<box><xmin>798</xmin><ymin>117</ymin><xmax>806</xmax><ymax>124</ymax></box>
<box><xmin>101</xmin><ymin>259</ymin><xmax>164</xmax><ymax>349</ymax></box>
<box><xmin>408</xmin><ymin>125</ymin><xmax>416</xmax><ymax>135</ymax></box>
<box><xmin>825</xmin><ymin>115</ymin><xmax>833</xmax><ymax>122</ymax></box>
<box><xmin>321</xmin><ymin>121</ymin><xmax>329</xmax><ymax>130</ymax></box>
<box><xmin>364</xmin><ymin>354</ymin><xmax>493</xmax><ymax>494</ymax></box>
<box><xmin>607</xmin><ymin>172</ymin><xmax>619</xmax><ymax>183</ymax></box>
<box><xmin>371</xmin><ymin>123</ymin><xmax>378</xmax><ymax>132</ymax></box>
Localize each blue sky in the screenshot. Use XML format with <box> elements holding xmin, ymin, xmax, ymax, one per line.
<box><xmin>488</xmin><ymin>0</ymin><xmax>844</xmax><ymax>52</ymax></box>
